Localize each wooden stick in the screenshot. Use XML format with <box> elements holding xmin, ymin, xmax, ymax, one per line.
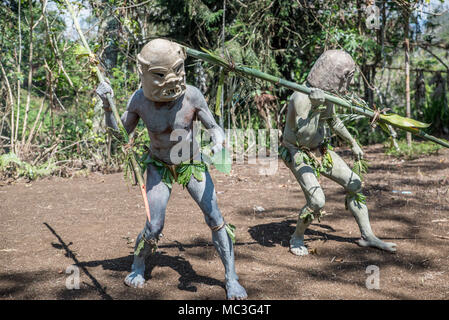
<box><xmin>63</xmin><ymin>0</ymin><xmax>150</xmax><ymax>223</ymax></box>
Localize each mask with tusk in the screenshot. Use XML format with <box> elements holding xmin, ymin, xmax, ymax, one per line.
<box><xmin>137</xmin><ymin>39</ymin><xmax>187</xmax><ymax>102</ymax></box>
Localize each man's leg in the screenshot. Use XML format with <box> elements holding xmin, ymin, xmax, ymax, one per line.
<box><xmin>285</xmin><ymin>150</ymin><xmax>326</xmax><ymax>256</ymax></box>
<box><xmin>124</xmin><ymin>164</ymin><xmax>172</xmax><ymax>288</ymax></box>
<box><xmin>322</xmin><ymin>150</ymin><xmax>396</xmax><ymax>252</ymax></box>
<box><xmin>186</xmin><ymin>169</ymin><xmax>247</xmax><ymax>300</ymax></box>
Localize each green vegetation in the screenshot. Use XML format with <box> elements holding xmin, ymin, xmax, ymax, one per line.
<box><xmin>352</xmin><ymin>159</ymin><xmax>369</xmax><ymax>181</ymax></box>
<box><xmin>0</xmin><ymin>152</ymin><xmax>56</xmax><ymax>180</ymax></box>
<box><xmin>385</xmin><ymin>138</ymin><xmax>443</xmax><ymax>159</ymax></box>
<box><xmin>1</xmin><ymin>0</ymin><xmax>448</xmax><ymax>181</ymax></box>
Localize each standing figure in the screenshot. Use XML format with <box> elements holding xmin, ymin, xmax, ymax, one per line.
<box><xmin>96</xmin><ymin>39</ymin><xmax>247</xmax><ymax>300</ymax></box>
<box><xmin>280</xmin><ymin>50</ymin><xmax>397</xmax><ymax>256</ymax></box>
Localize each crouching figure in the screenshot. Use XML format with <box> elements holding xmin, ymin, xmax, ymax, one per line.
<box><xmin>280</xmin><ymin>50</ymin><xmax>397</xmax><ymax>256</ymax></box>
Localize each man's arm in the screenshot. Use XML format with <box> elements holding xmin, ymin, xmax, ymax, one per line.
<box><xmin>327</xmin><ymin>107</ymin><xmax>364</xmax><ymax>160</ymax></box>
<box><xmin>105</xmin><ymin>109</ymin><xmax>139</xmax><ymax>135</ymax></box>
<box><xmin>307</xmin><ymin>87</ymin><xmax>363</xmax><ymax>159</ymax></box>
<box><xmin>96</xmin><ymin>81</ymin><xmax>140</xmax><ymax>135</ymax></box>
<box><xmin>194</xmin><ymin>91</ymin><xmax>225</xmax><ymax>155</ymax></box>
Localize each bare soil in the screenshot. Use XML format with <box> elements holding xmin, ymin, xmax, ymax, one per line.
<box><xmin>1</xmin><ymin>144</ymin><xmax>449</xmax><ymax>300</ymax></box>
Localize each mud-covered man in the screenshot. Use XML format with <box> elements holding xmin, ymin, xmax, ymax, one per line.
<box><xmin>280</xmin><ymin>50</ymin><xmax>397</xmax><ymax>256</ymax></box>
<box><xmin>96</xmin><ymin>38</ymin><xmax>247</xmax><ymax>300</ymax></box>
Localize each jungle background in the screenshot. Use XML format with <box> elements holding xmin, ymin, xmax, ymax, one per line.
<box><xmin>1</xmin><ymin>0</ymin><xmax>449</xmax><ymax>179</ymax></box>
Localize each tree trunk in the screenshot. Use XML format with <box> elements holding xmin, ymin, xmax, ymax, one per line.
<box><xmin>21</xmin><ymin>0</ymin><xmax>34</xmax><ymax>146</ymax></box>
<box><xmin>218</xmin><ymin>0</ymin><xmax>226</xmax><ymax>129</ymax></box>
<box><xmin>103</xmin><ymin>18</ymin><xmax>119</xmax><ymax>70</ymax></box>
<box><xmin>404</xmin><ymin>10</ymin><xmax>412</xmax><ymax>147</ymax></box>
<box><xmin>414</xmin><ymin>69</ymin><xmax>425</xmax><ymax>117</ymax></box>
<box><xmin>14</xmin><ymin>0</ymin><xmax>22</xmax><ymax>152</ymax></box>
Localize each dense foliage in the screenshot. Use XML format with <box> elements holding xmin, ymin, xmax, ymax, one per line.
<box><xmin>0</xmin><ymin>0</ymin><xmax>448</xmax><ymax>179</ymax></box>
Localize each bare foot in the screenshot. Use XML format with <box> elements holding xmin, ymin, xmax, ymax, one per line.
<box><xmin>226</xmin><ymin>279</ymin><xmax>247</xmax><ymax>300</ymax></box>
<box><xmin>289</xmin><ymin>236</ymin><xmax>309</xmax><ymax>256</ymax></box>
<box><xmin>356</xmin><ymin>236</ymin><xmax>397</xmax><ymax>252</ymax></box>
<box><xmin>124</xmin><ymin>270</ymin><xmax>146</xmax><ymax>288</ymax></box>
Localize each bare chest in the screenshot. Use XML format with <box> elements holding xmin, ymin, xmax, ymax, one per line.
<box><xmin>138</xmin><ymin>100</ymin><xmax>197</xmax><ymax>135</ymax></box>
<box><xmin>297</xmin><ymin>104</ymin><xmax>332</xmax><ymax>129</ymax></box>
<box><xmin>293</xmin><ymin>109</ymin><xmax>329</xmax><ymax>148</ymax></box>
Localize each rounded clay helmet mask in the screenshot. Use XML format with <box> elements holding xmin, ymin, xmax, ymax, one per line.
<box><xmin>137</xmin><ymin>39</ymin><xmax>187</xmax><ymax>102</ymax></box>
<box><xmin>306</xmin><ymin>50</ymin><xmax>356</xmax><ymax>95</ymax></box>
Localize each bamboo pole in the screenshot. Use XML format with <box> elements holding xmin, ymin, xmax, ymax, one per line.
<box><xmin>184</xmin><ymin>46</ymin><xmax>449</xmax><ymax>149</ymax></box>
<box><xmin>14</xmin><ymin>0</ymin><xmax>22</xmax><ymax>151</ymax></box>
<box><xmin>63</xmin><ymin>0</ymin><xmax>151</xmax><ymax>223</ymax></box>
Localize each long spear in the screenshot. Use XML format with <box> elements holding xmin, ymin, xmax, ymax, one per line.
<box><xmin>63</xmin><ymin>0</ymin><xmax>151</xmax><ymax>223</ymax></box>
<box><xmin>184</xmin><ymin>46</ymin><xmax>449</xmax><ymax>149</ymax></box>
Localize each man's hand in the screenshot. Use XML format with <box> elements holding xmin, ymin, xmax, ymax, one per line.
<box><xmin>211</xmin><ymin>143</ymin><xmax>223</xmax><ymax>156</ymax></box>
<box><xmin>309</xmin><ymin>88</ymin><xmax>325</xmax><ymax>108</ymax></box>
<box><xmin>351</xmin><ymin>143</ymin><xmax>364</xmax><ymax>161</ymax></box>
<box><xmin>96</xmin><ymin>81</ymin><xmax>114</xmax><ymax>109</ymax></box>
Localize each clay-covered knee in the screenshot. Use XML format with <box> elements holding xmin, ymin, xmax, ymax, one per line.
<box><xmin>204</xmin><ymin>209</ymin><xmax>225</xmax><ymax>230</ymax></box>
<box><xmin>144</xmin><ymin>219</ymin><xmax>164</xmax><ymax>239</ymax></box>
<box><xmin>346</xmin><ymin>177</ymin><xmax>362</xmax><ymax>194</ymax></box>
<box><xmin>309</xmin><ymin>193</ymin><xmax>325</xmax><ymax>212</ymax></box>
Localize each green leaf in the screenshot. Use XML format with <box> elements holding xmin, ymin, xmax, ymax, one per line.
<box><xmin>161</xmin><ymin>167</ymin><xmax>174</xmax><ymax>189</ymax></box>
<box><xmin>177</xmin><ymin>165</ymin><xmax>193</xmax><ymax>188</ymax></box>
<box><xmin>215</xmin><ymin>70</ymin><xmax>225</xmax><ymax>116</ymax></box>
<box><xmin>225</xmin><ymin>223</ymin><xmax>236</xmax><ymax>244</ymax></box>
<box><xmin>299</xmin><ymin>209</ymin><xmax>314</xmax><ymax>223</ymax></box>
<box><xmin>134</xmin><ymin>238</ymin><xmax>145</xmax><ymax>256</ymax></box>
<box><xmin>74</xmin><ymin>44</ymin><xmax>90</xmax><ymax>58</ymax></box>
<box><xmin>346</xmin><ymin>192</ymin><xmax>367</xmax><ymax>210</ymax></box>
<box><xmin>352</xmin><ymin>159</ymin><xmax>369</xmax><ymax>181</ymax></box>
<box><xmin>355</xmin><ymin>192</ymin><xmax>367</xmax><ymax>204</ymax></box>
<box><xmin>380</xmin><ymin>114</ymin><xmax>430</xmax><ymax>129</ymax></box>
<box><xmin>322</xmin><ymin>152</ymin><xmax>333</xmax><ymax>171</ymax></box>
<box><xmin>302</xmin><ymin>153</ymin><xmax>310</xmax><ymax>165</ymax></box>
<box><xmin>192</xmin><ymin>165</ymin><xmax>205</xmax><ymax>181</ymax></box>
<box><xmin>378</xmin><ymin>122</ymin><xmax>391</xmax><ymax>135</ymax></box>
<box><xmin>146</xmin><ymin>157</ymin><xmax>175</xmax><ymax>189</ymax></box>
<box><xmin>176</xmin><ymin>163</ymin><xmax>190</xmax><ymax>174</ymax></box>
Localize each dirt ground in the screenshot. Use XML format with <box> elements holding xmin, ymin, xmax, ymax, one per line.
<box><xmin>1</xmin><ymin>144</ymin><xmax>449</xmax><ymax>300</ymax></box>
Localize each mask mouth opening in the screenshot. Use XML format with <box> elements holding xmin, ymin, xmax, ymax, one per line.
<box><xmin>151</xmin><ymin>77</ymin><xmax>186</xmax><ymax>101</ymax></box>
<box><xmin>161</xmin><ymin>85</ymin><xmax>183</xmax><ymax>98</ymax></box>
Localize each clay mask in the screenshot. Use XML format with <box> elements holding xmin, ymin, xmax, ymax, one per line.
<box><xmin>137</xmin><ymin>39</ymin><xmax>187</xmax><ymax>102</ymax></box>
<box><xmin>307</xmin><ymin>50</ymin><xmax>356</xmax><ymax>94</ymax></box>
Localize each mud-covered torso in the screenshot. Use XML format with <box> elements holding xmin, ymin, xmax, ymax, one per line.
<box><xmin>283</xmin><ymin>91</ymin><xmax>333</xmax><ymax>150</ymax></box>
<box><xmin>130</xmin><ymin>85</ymin><xmax>201</xmax><ymax>164</ymax></box>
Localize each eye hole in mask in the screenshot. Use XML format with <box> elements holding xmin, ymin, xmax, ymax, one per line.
<box><xmin>175</xmin><ymin>63</ymin><xmax>184</xmax><ymax>74</ymax></box>
<box><xmin>152</xmin><ymin>72</ymin><xmax>165</xmax><ymax>78</ymax></box>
